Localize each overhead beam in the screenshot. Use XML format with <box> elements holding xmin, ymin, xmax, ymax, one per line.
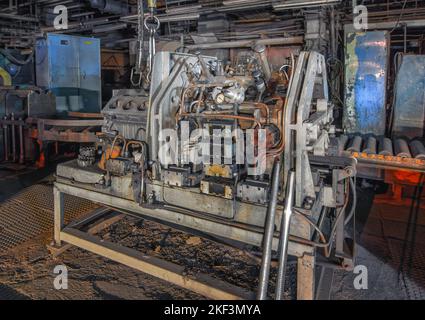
<box><xmin>186</xmin><ymin>36</ymin><xmax>304</xmax><ymax>50</ymax></box>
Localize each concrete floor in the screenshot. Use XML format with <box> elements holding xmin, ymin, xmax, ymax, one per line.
<box><xmin>0</xmin><ymin>169</ymin><xmax>424</xmax><ymax>300</ymax></box>
<box><xmin>331</xmin><ymin>186</ymin><xmax>425</xmax><ymax>300</ymax></box>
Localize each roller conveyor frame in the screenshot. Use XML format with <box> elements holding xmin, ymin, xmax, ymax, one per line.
<box><xmin>344</xmin><ymin>151</ymin><xmax>425</xmax><ymax>173</ymax></box>
<box><xmin>339</xmin><ymin>135</ymin><xmax>425</xmax><ymax>173</ymax></box>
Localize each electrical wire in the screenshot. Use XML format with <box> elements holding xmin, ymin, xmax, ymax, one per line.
<box><xmin>344</xmin><ymin>176</ymin><xmax>357</xmax><ymax>226</ymax></box>
<box><xmin>291</xmin><ymin>176</ymin><xmax>352</xmax><ymax>257</ymax></box>
<box><xmin>389</xmin><ymin>0</ymin><xmax>408</xmax><ymax>33</ymax></box>
<box><xmin>0</xmin><ymin>49</ymin><xmax>33</xmax><ymax>65</ymax></box>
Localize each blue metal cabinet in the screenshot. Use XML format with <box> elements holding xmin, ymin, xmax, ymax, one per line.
<box><xmin>78</xmin><ymin>37</ymin><xmax>102</xmax><ymax>112</ymax></box>
<box><xmin>344</xmin><ymin>31</ymin><xmax>389</xmax><ymax>135</ymax></box>
<box><xmin>35</xmin><ymin>34</ymin><xmax>101</xmax><ymax>114</ymax></box>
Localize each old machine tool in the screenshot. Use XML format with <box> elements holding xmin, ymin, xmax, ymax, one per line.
<box><xmin>53</xmin><ymin>49</ymin><xmax>356</xmax><ymax>300</ymax></box>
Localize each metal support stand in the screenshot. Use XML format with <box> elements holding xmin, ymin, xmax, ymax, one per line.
<box><xmin>297</xmin><ymin>253</ymin><xmax>316</xmax><ymax>300</ymax></box>
<box><xmin>53</xmin><ymin>186</ymin><xmax>64</xmax><ymax>246</ymax></box>
<box><xmin>53</xmin><ymin>181</ymin><xmax>317</xmax><ymax>300</ymax></box>
<box><xmin>52</xmin><ymin>184</ymin><xmax>256</xmax><ymax>300</ymax></box>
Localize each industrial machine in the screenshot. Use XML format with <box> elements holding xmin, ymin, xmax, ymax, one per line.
<box><xmin>35</xmin><ymin>34</ymin><xmax>102</xmax><ymax>114</ymax></box>
<box><xmin>0</xmin><ymin>85</ymin><xmax>102</xmax><ymax>168</ymax></box>
<box><xmin>0</xmin><ymin>35</ymin><xmax>103</xmax><ymax>168</ymax></box>
<box><xmin>53</xmin><ymin>48</ymin><xmax>357</xmax><ymax>300</ymax></box>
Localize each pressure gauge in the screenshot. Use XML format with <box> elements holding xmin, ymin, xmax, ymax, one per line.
<box><xmin>215</xmin><ymin>93</ymin><xmax>226</xmax><ymax>104</ymax></box>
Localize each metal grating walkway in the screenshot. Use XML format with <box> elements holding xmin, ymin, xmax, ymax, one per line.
<box><xmin>0</xmin><ymin>284</ymin><xmax>29</xmax><ymax>300</ymax></box>
<box><xmin>0</xmin><ymin>184</ymin><xmax>98</xmax><ymax>251</ymax></box>
<box><xmin>388</xmin><ymin>239</ymin><xmax>425</xmax><ymax>300</ymax></box>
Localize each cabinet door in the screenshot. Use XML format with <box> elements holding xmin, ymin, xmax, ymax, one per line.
<box><xmin>48</xmin><ymin>34</ymin><xmax>79</xmax><ymax>89</ymax></box>
<box><xmin>48</xmin><ymin>34</ymin><xmax>80</xmax><ymax>112</ymax></box>
<box><xmin>78</xmin><ymin>37</ymin><xmax>101</xmax><ymax>113</ymax></box>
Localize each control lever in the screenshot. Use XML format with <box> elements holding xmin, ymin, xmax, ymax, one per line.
<box><xmin>275</xmin><ymin>170</ymin><xmax>295</xmax><ymax>300</ymax></box>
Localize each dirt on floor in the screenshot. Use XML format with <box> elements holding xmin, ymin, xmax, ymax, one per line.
<box><xmin>0</xmin><ymin>213</ymin><xmax>296</xmax><ymax>300</ymax></box>
<box><xmin>1</xmin><ymin>173</ymin><xmax>424</xmax><ymax>300</ymax></box>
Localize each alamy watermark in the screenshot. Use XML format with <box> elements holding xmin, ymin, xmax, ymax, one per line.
<box><xmin>353</xmin><ymin>265</ymin><xmax>368</xmax><ymax>290</ymax></box>
<box><xmin>53</xmin><ymin>5</ymin><xmax>68</xmax><ymax>30</ymax></box>
<box><xmin>158</xmin><ymin>122</ymin><xmax>268</xmax><ymax>176</ymax></box>
<box><xmin>353</xmin><ymin>5</ymin><xmax>368</xmax><ymax>31</ymax></box>
<box><xmin>53</xmin><ymin>264</ymin><xmax>68</xmax><ymax>290</ymax></box>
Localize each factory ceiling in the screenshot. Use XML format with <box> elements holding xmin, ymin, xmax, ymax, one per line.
<box><xmin>1</xmin><ymin>0</ymin><xmax>425</xmax><ymax>48</ymax></box>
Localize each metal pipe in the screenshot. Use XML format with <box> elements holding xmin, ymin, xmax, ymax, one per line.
<box><xmin>347</xmin><ymin>136</ymin><xmax>362</xmax><ymax>152</ymax></box>
<box><xmin>253</xmin><ymin>44</ymin><xmax>272</xmax><ymax>82</ymax></box>
<box><xmin>330</xmin><ymin>6</ymin><xmax>336</xmax><ymax>58</ymax></box>
<box><xmin>257</xmin><ymin>157</ymin><xmax>281</xmax><ymax>300</ymax></box>
<box><xmin>88</xmin><ymin>0</ymin><xmax>129</xmax><ymax>15</ymax></box>
<box><xmin>93</xmin><ymin>23</ymin><xmax>128</xmax><ymax>33</ymax></box>
<box><xmin>275</xmin><ymin>170</ymin><xmax>295</xmax><ymax>300</ymax></box>
<box><xmin>11</xmin><ymin>113</ymin><xmax>16</xmax><ymax>162</ymax></box>
<box><xmin>186</xmin><ymin>36</ymin><xmax>304</xmax><ymax>50</ymax></box>
<box><xmin>410</xmin><ymin>140</ymin><xmax>425</xmax><ymax>160</ymax></box>
<box><xmin>3</xmin><ymin>116</ymin><xmax>9</xmax><ymax>161</ymax></box>
<box><xmin>273</xmin><ymin>0</ymin><xmax>341</xmax><ymax>10</ymax></box>
<box><xmin>136</xmin><ymin>0</ymin><xmax>144</xmax><ymax>72</ymax></box>
<box><xmin>0</xmin><ymin>13</ymin><xmax>38</xmax><ymax>22</ymax></box>
<box><xmin>18</xmin><ymin>117</ymin><xmax>24</xmax><ymax>164</ymax></box>
<box><xmin>362</xmin><ymin>136</ymin><xmax>377</xmax><ymax>154</ymax></box>
<box><xmin>338</xmin><ymin>135</ymin><xmax>348</xmax><ymax>155</ymax></box>
<box><xmin>395</xmin><ymin>138</ymin><xmax>411</xmax><ymax>158</ymax></box>
<box><xmin>378</xmin><ymin>137</ymin><xmax>393</xmax><ymax>156</ymax></box>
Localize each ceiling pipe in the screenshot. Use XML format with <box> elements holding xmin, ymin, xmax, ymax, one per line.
<box><xmin>186</xmin><ymin>36</ymin><xmax>304</xmax><ymax>50</ymax></box>
<box><xmin>88</xmin><ymin>0</ymin><xmax>130</xmax><ymax>15</ymax></box>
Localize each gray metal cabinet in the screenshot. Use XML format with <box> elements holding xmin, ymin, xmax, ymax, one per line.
<box><xmin>36</xmin><ymin>34</ymin><xmax>101</xmax><ymax>114</ymax></box>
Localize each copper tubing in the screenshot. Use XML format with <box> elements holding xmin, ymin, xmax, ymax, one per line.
<box><xmin>110</xmin><ymin>134</ymin><xmax>126</xmax><ymax>156</ymax></box>
<box><xmin>177</xmin><ymin>82</ymin><xmax>229</xmax><ymax>119</ymax></box>
<box><xmin>266</xmin><ymin>96</ymin><xmax>285</xmax><ymax>156</ymax></box>
<box><xmin>268</xmin><ymin>53</ymin><xmax>294</xmax><ymax>157</ymax></box>
<box><xmin>123</xmin><ymin>140</ymin><xmax>146</xmax><ymax>156</ymax></box>
<box><xmin>177</xmin><ymin>84</ymin><xmax>263</xmax><ymax>128</ymax></box>
<box><xmin>175</xmin><ymin>83</ymin><xmax>220</xmax><ymax>123</ymax></box>
<box><xmin>241</xmin><ymin>102</ymin><xmax>270</xmax><ymax>120</ymax></box>
<box><xmin>187</xmin><ymin>113</ymin><xmax>262</xmax><ymax>128</ymax></box>
<box><xmin>176</xmin><ymin>84</ymin><xmax>285</xmax><ymax>156</ymax></box>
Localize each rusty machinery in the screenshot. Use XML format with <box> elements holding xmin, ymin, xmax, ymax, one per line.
<box><xmin>52</xmin><ymin>49</ymin><xmax>359</xmax><ymax>300</ymax></box>
<box><xmin>0</xmin><ymin>86</ymin><xmax>102</xmax><ymax>168</ymax></box>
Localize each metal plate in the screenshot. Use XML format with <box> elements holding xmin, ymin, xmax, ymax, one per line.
<box><xmin>392</xmin><ymin>55</ymin><xmax>425</xmax><ymax>139</ymax></box>
<box><xmin>0</xmin><ymin>184</ymin><xmax>98</xmax><ymax>251</ymax></box>
<box><xmin>344</xmin><ymin>31</ymin><xmax>389</xmax><ymax>135</ymax></box>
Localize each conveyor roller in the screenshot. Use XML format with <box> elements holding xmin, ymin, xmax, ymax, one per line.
<box><xmin>339</xmin><ymin>135</ymin><xmax>425</xmax><ymax>172</ymax></box>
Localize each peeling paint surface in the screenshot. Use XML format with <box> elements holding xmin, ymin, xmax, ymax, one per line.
<box><xmin>344</xmin><ymin>31</ymin><xmax>389</xmax><ymax>135</ymax></box>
